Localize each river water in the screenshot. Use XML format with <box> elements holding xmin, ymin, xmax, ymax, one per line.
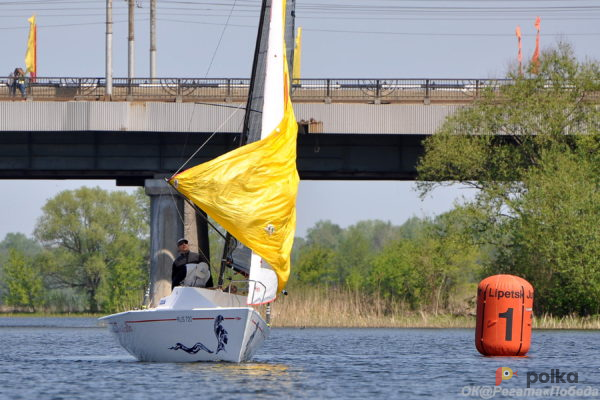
<box><xmin>0</xmin><ymin>317</ymin><xmax>599</xmax><ymax>399</ymax></box>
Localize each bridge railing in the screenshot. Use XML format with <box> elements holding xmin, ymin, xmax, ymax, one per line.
<box><xmin>290</xmin><ymin>78</ymin><xmax>514</xmax><ymax>103</ymax></box>
<box><xmin>0</xmin><ymin>77</ymin><xmax>512</xmax><ymax>103</ymax></box>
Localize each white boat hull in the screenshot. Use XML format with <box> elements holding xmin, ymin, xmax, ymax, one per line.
<box><xmin>99</xmin><ymin>287</ymin><xmax>270</xmax><ymax>362</ymax></box>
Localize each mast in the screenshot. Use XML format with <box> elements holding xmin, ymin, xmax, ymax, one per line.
<box><xmin>240</xmin><ymin>0</ymin><xmax>294</xmax><ymax>143</ymax></box>
<box><xmin>240</xmin><ymin>0</ymin><xmax>271</xmax><ymax>145</ymax></box>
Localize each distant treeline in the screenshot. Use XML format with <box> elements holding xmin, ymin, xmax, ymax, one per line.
<box><xmin>0</xmin><ymin>206</ymin><xmax>483</xmax><ymax>315</ymax></box>
<box><xmin>0</xmin><ymin>190</ymin><xmax>596</xmax><ymax>317</ymax></box>
<box><xmin>289</xmin><ymin>216</ymin><xmax>481</xmax><ymax>315</ymax></box>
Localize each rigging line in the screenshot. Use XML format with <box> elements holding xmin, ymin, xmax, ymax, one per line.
<box><xmin>166</xmin><ymin>184</ymin><xmax>186</xmax><ymax>225</ymax></box>
<box><xmin>193</xmin><ymin>101</ymin><xmax>256</xmax><ymax>112</ymax></box>
<box><xmin>186</xmin><ymin>225</ymin><xmax>214</xmax><ymax>274</ymax></box>
<box><xmin>177</xmin><ymin>103</ymin><xmax>200</xmax><ymax>171</ymax></box>
<box><xmin>154</xmin><ymin>17</ymin><xmax>253</xmax><ymax>27</ymax></box>
<box><xmin>304</xmin><ymin>28</ymin><xmax>600</xmax><ymax>37</ymax></box>
<box><xmin>174</xmin><ymin>102</ymin><xmax>254</xmax><ymax>169</ymax></box>
<box><xmin>147</xmin><ymin>11</ymin><xmax>600</xmax><ymax>20</ymax></box>
<box><xmin>204</xmin><ymin>0</ymin><xmax>238</xmax><ymax>78</ymax></box>
<box><xmin>168</xmin><ymin>182</ymin><xmax>228</xmax><ymax>241</ymax></box>
<box><xmin>0</xmin><ymin>19</ymin><xmax>140</xmax><ymax>30</ymax></box>
<box><xmin>170</xmin><ymin>101</ymin><xmax>245</xmax><ymax>179</ymax></box>
<box><xmin>164</xmin><ymin>185</ymin><xmax>219</xmax><ymax>277</ymax></box>
<box><xmin>170</xmin><ymin>1</ymin><xmax>240</xmax><ymax>173</ymax></box>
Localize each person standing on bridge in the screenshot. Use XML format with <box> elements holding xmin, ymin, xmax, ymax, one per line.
<box><xmin>12</xmin><ymin>68</ymin><xmax>26</xmax><ymax>99</ymax></box>
<box><xmin>172</xmin><ymin>238</ymin><xmax>213</xmax><ymax>290</ymax></box>
<box><xmin>8</xmin><ymin>70</ymin><xmax>16</xmax><ymax>96</ymax></box>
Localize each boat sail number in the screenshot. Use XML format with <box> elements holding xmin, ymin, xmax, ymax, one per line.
<box><xmin>177</xmin><ymin>316</ymin><xmax>193</xmax><ymax>322</ymax></box>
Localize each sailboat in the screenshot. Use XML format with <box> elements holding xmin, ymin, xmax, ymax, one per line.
<box><xmin>99</xmin><ymin>0</ymin><xmax>299</xmax><ymax>363</ymax></box>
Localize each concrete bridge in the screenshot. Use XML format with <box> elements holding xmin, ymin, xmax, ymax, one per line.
<box><xmin>0</xmin><ymin>76</ymin><xmax>485</xmax><ymax>304</ymax></box>
<box><xmin>0</xmin><ymin>77</ymin><xmax>488</xmax><ymax>183</ymax></box>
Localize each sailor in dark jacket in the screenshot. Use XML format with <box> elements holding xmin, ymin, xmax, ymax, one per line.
<box><xmin>172</xmin><ymin>238</ymin><xmax>214</xmax><ymax>289</ymax></box>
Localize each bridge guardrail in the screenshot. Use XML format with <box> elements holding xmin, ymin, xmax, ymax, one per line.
<box><xmin>0</xmin><ymin>77</ymin><xmax>512</xmax><ymax>103</ymax></box>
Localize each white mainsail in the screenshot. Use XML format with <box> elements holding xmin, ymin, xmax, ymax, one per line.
<box><xmin>247</xmin><ymin>0</ymin><xmax>287</xmax><ymax>305</ymax></box>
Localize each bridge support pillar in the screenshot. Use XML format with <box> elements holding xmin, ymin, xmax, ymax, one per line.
<box><xmin>144</xmin><ymin>178</ymin><xmax>211</xmax><ymax>307</ymax></box>
<box><xmin>145</xmin><ymin>178</ymin><xmax>182</xmax><ymax>306</ymax></box>
<box><xmin>183</xmin><ymin>202</ymin><xmax>210</xmax><ymax>277</ymax></box>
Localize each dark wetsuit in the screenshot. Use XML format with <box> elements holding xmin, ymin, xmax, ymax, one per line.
<box><xmin>171</xmin><ymin>251</ymin><xmax>213</xmax><ymax>289</ymax></box>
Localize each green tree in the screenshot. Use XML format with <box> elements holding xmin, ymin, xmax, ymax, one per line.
<box><xmin>368</xmin><ymin>213</ymin><xmax>481</xmax><ymax>312</ymax></box>
<box><xmin>291</xmin><ymin>236</ymin><xmax>306</xmax><ymax>267</ymax></box>
<box><xmin>293</xmin><ymin>245</ymin><xmax>337</xmax><ymax>285</ymax></box>
<box><xmin>291</xmin><ymin>221</ymin><xmax>342</xmax><ymax>287</ymax></box>
<box><xmin>1</xmin><ymin>249</ymin><xmax>44</xmax><ymax>311</ymax></box>
<box><xmin>417</xmin><ymin>43</ymin><xmax>600</xmax><ymax>315</ymax></box>
<box><xmin>420</xmin><ymin>212</ymin><xmax>482</xmax><ymax>312</ymax></box>
<box><xmin>418</xmin><ymin>44</ymin><xmax>600</xmax><ymax>193</ymax></box>
<box><xmin>0</xmin><ymin>233</ymin><xmax>42</xmax><ymax>264</ymax></box>
<box><xmin>492</xmin><ymin>151</ymin><xmax>600</xmax><ymax>315</ymax></box>
<box><xmin>336</xmin><ymin>224</ymin><xmax>375</xmax><ymax>289</ymax></box>
<box><xmin>0</xmin><ymin>233</ymin><xmax>42</xmax><ymax>302</ymax></box>
<box><xmin>368</xmin><ymin>239</ymin><xmax>423</xmax><ymax>308</ymax></box>
<box><xmin>293</xmin><ymin>219</ymin><xmax>420</xmax><ymax>291</ymax></box>
<box><xmin>34</xmin><ymin>187</ymin><xmax>149</xmax><ymax>313</ymax></box>
<box><xmin>304</xmin><ymin>220</ymin><xmax>343</xmax><ymax>249</ymax></box>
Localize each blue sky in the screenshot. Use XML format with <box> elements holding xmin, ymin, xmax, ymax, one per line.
<box><xmin>2</xmin><ymin>1</ymin><xmax>599</xmax><ymax>78</ymax></box>
<box><xmin>1</xmin><ymin>0</ymin><xmax>599</xmax><ymax>239</ymax></box>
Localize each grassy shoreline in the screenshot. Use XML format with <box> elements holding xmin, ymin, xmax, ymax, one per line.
<box><xmin>3</xmin><ymin>287</ymin><xmax>600</xmax><ymax>330</ymax></box>
<box><xmin>266</xmin><ymin>287</ymin><xmax>600</xmax><ymax>330</ymax></box>
<box><xmin>1</xmin><ymin>312</ymin><xmax>599</xmax><ymax>330</ymax></box>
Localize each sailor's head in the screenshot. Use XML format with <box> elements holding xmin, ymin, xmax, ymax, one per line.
<box><xmin>177</xmin><ymin>238</ymin><xmax>189</xmax><ymax>250</ymax></box>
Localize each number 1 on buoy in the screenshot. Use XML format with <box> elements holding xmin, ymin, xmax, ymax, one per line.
<box><xmin>499</xmin><ymin>307</ymin><xmax>513</xmax><ymax>341</ymax></box>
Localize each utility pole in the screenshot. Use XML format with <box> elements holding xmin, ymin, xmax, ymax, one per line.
<box><xmin>150</xmin><ymin>0</ymin><xmax>157</xmax><ymax>79</ymax></box>
<box><xmin>128</xmin><ymin>0</ymin><xmax>135</xmax><ymax>80</ymax></box>
<box><xmin>106</xmin><ymin>0</ymin><xmax>113</xmax><ymax>97</ymax></box>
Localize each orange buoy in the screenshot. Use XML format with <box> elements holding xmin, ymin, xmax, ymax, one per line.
<box><xmin>475</xmin><ymin>274</ymin><xmax>534</xmax><ymax>356</ymax></box>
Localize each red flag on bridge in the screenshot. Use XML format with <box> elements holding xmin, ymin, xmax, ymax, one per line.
<box><xmin>531</xmin><ymin>16</ymin><xmax>541</xmax><ymax>73</ymax></box>
<box><xmin>515</xmin><ymin>26</ymin><xmax>522</xmax><ymax>75</ymax></box>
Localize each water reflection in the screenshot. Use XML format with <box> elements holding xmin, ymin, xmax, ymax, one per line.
<box><xmin>181</xmin><ymin>361</ymin><xmax>292</xmax><ymax>378</ymax></box>
<box><xmin>202</xmin><ymin>362</ymin><xmax>290</xmax><ymax>377</ymax></box>
<box><xmin>179</xmin><ymin>362</ymin><xmax>296</xmax><ymax>393</ymax></box>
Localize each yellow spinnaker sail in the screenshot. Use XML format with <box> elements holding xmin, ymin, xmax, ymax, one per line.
<box><xmin>169</xmin><ymin>86</ymin><xmax>298</xmax><ymax>293</ymax></box>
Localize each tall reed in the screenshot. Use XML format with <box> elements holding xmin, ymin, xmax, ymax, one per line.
<box><xmin>266</xmin><ymin>287</ymin><xmax>600</xmax><ymax>329</ymax></box>
<box><xmin>534</xmin><ymin>314</ymin><xmax>600</xmax><ymax>329</ymax></box>
<box><xmin>268</xmin><ymin>286</ymin><xmax>475</xmax><ymax>328</ymax></box>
